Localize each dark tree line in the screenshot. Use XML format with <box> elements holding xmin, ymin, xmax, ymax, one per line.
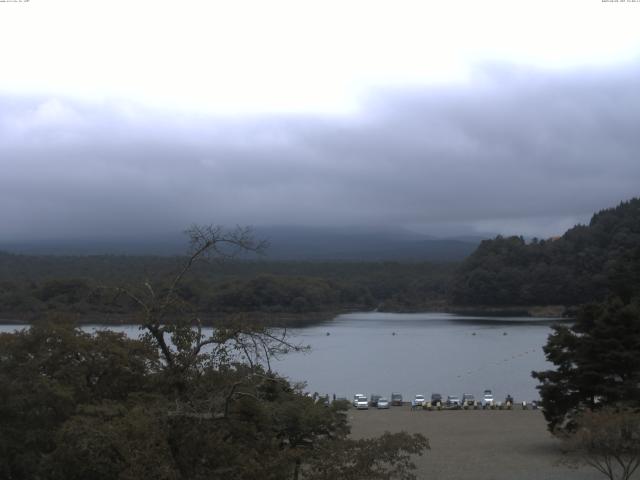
<box><xmin>0</xmin><ymin>256</ymin><xmax>454</xmax><ymax>322</ymax></box>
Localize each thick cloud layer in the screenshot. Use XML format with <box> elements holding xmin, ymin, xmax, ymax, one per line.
<box><xmin>1</xmin><ymin>64</ymin><xmax>639</xmax><ymax>242</ymax></box>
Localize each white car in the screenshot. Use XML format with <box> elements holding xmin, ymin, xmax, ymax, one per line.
<box><xmin>377</xmin><ymin>397</ymin><xmax>390</xmax><ymax>409</ymax></box>
<box><xmin>353</xmin><ymin>394</ymin><xmax>366</xmax><ymax>407</ymax></box>
<box><xmin>354</xmin><ymin>395</ymin><xmax>369</xmax><ymax>410</ymax></box>
<box><xmin>482</xmin><ymin>390</ymin><xmax>494</xmax><ymax>408</ymax></box>
<box><xmin>413</xmin><ymin>394</ymin><xmax>426</xmax><ymax>407</ymax></box>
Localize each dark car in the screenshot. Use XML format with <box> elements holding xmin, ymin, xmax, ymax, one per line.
<box><xmin>431</xmin><ymin>393</ymin><xmax>443</xmax><ymax>405</ymax></box>
<box><xmin>446</xmin><ymin>395</ymin><xmax>461</xmax><ymax>408</ymax></box>
<box><xmin>461</xmin><ymin>393</ymin><xmax>475</xmax><ymax>408</ymax></box>
<box><xmin>370</xmin><ymin>394</ymin><xmax>382</xmax><ymax>407</ymax></box>
<box><xmin>391</xmin><ymin>392</ymin><xmax>403</xmax><ymax>406</ymax></box>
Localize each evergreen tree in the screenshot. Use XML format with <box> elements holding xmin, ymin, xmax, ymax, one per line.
<box><xmin>532</xmin><ymin>297</ymin><xmax>640</xmax><ymax>432</ymax></box>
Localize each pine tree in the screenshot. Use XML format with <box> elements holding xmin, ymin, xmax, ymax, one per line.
<box><xmin>532</xmin><ymin>297</ymin><xmax>640</xmax><ymax>432</ymax></box>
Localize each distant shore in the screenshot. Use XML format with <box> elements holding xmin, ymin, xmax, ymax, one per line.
<box><xmin>0</xmin><ymin>304</ymin><xmax>571</xmax><ymax>327</ymax></box>
<box><xmin>373</xmin><ymin>304</ymin><xmax>570</xmax><ymax>318</ymax></box>
<box><xmin>0</xmin><ymin>310</ymin><xmax>343</xmax><ymax>327</ymax></box>
<box><xmin>445</xmin><ymin>304</ymin><xmax>569</xmax><ymax>318</ymax></box>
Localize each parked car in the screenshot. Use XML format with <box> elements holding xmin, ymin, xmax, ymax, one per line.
<box><xmin>370</xmin><ymin>394</ymin><xmax>382</xmax><ymax>407</ymax></box>
<box><xmin>391</xmin><ymin>392</ymin><xmax>403</xmax><ymax>406</ymax></box>
<box><xmin>461</xmin><ymin>393</ymin><xmax>475</xmax><ymax>408</ymax></box>
<box><xmin>355</xmin><ymin>396</ymin><xmax>369</xmax><ymax>410</ymax></box>
<box><xmin>446</xmin><ymin>395</ymin><xmax>461</xmax><ymax>408</ymax></box>
<box><xmin>413</xmin><ymin>394</ymin><xmax>426</xmax><ymax>407</ymax></box>
<box><xmin>481</xmin><ymin>390</ymin><xmax>494</xmax><ymax>408</ymax></box>
<box><xmin>353</xmin><ymin>394</ymin><xmax>367</xmax><ymax>407</ymax></box>
<box><xmin>377</xmin><ymin>397</ymin><xmax>390</xmax><ymax>409</ymax></box>
<box><xmin>431</xmin><ymin>393</ymin><xmax>443</xmax><ymax>405</ymax></box>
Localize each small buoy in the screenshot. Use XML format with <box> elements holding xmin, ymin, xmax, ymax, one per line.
<box><xmin>472</xmin><ymin>332</ymin><xmax>476</xmax><ymax>336</ymax></box>
<box><xmin>326</xmin><ymin>332</ymin><xmax>330</xmax><ymax>336</ymax></box>
<box><xmin>392</xmin><ymin>332</ymin><xmax>396</xmax><ymax>336</ymax></box>
<box><xmin>503</xmin><ymin>332</ymin><xmax>508</xmax><ymax>335</ymax></box>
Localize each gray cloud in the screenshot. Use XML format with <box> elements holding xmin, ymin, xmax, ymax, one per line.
<box><xmin>1</xmin><ymin>63</ymin><xmax>639</xmax><ymax>242</ymax></box>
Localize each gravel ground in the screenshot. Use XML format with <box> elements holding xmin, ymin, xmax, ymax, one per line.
<box><xmin>348</xmin><ymin>407</ymin><xmax>603</xmax><ymax>480</ymax></box>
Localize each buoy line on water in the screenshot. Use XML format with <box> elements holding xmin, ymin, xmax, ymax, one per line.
<box><xmin>453</xmin><ymin>345</ymin><xmax>542</xmax><ymax>380</ymax></box>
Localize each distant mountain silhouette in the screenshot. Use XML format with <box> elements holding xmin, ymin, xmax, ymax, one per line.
<box><xmin>0</xmin><ymin>225</ymin><xmax>485</xmax><ymax>262</ymax></box>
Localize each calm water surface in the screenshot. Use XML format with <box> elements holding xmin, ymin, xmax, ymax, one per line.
<box><xmin>275</xmin><ymin>312</ymin><xmax>561</xmax><ymax>402</ymax></box>
<box><xmin>0</xmin><ymin>312</ymin><xmax>563</xmax><ymax>403</ymax></box>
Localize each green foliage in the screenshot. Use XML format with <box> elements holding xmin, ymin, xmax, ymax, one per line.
<box><xmin>532</xmin><ymin>297</ymin><xmax>640</xmax><ymax>432</ymax></box>
<box><xmin>0</xmin><ymin>255</ymin><xmax>455</xmax><ymax>321</ymax></box>
<box><xmin>49</xmin><ymin>402</ymin><xmax>181</xmax><ymax>480</ymax></box>
<box><xmin>36</xmin><ymin>278</ymin><xmax>92</xmax><ymax>303</ymax></box>
<box><xmin>207</xmin><ymin>274</ymin><xmax>370</xmax><ymax>313</ymax></box>
<box><xmin>0</xmin><ymin>321</ymin><xmax>428</xmax><ymax>479</ymax></box>
<box><xmin>452</xmin><ymin>198</ymin><xmax>640</xmax><ymax>306</ymax></box>
<box><xmin>0</xmin><ymin>322</ymin><xmax>158</xmax><ymax>479</ymax></box>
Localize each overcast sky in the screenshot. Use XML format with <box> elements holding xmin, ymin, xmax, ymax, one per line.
<box><xmin>1</xmin><ymin>0</ymin><xmax>639</xmax><ymax>242</ymax></box>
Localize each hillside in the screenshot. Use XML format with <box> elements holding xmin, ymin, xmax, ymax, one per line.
<box><xmin>451</xmin><ymin>198</ymin><xmax>640</xmax><ymax>307</ymax></box>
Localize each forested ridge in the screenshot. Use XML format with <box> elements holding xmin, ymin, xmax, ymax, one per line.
<box><xmin>451</xmin><ymin>198</ymin><xmax>640</xmax><ymax>307</ymax></box>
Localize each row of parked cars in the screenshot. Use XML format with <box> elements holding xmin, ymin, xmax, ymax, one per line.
<box><xmin>350</xmin><ymin>390</ymin><xmax>540</xmax><ymax>410</ymax></box>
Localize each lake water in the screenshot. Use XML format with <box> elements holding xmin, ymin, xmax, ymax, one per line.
<box><xmin>0</xmin><ymin>312</ymin><xmax>562</xmax><ymax>403</ymax></box>
<box><xmin>273</xmin><ymin>312</ymin><xmax>560</xmax><ymax>403</ymax></box>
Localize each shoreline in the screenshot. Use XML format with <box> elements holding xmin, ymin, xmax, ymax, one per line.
<box><xmin>0</xmin><ymin>305</ymin><xmax>570</xmax><ymax>327</ymax></box>
<box><xmin>0</xmin><ymin>310</ymin><xmax>346</xmax><ymax>327</ymax></box>
<box><xmin>379</xmin><ymin>304</ymin><xmax>570</xmax><ymax>318</ymax></box>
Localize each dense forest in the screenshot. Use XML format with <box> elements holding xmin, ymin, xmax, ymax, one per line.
<box><xmin>0</xmin><ymin>255</ymin><xmax>454</xmax><ymax>323</ymax></box>
<box><xmin>451</xmin><ymin>198</ymin><xmax>640</xmax><ymax>307</ymax></box>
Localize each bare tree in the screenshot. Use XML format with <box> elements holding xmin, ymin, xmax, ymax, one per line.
<box><xmin>114</xmin><ymin>225</ymin><xmax>302</xmax><ymax>374</ymax></box>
